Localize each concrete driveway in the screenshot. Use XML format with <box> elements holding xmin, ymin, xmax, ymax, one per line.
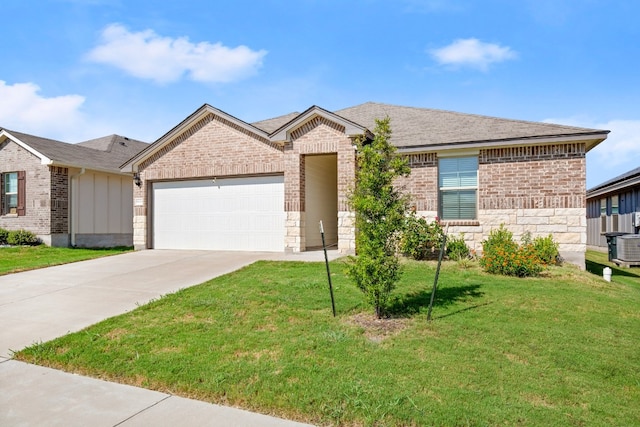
<box><xmin>0</xmin><ymin>250</ymin><xmax>281</xmax><ymax>359</ymax></box>
<box><xmin>0</xmin><ymin>249</ymin><xmax>334</xmax><ymax>426</ymax></box>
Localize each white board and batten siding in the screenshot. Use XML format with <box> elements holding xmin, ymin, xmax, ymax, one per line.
<box><xmin>152</xmin><ymin>176</ymin><xmax>285</xmax><ymax>252</ymax></box>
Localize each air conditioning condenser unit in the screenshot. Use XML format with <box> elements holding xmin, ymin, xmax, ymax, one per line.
<box><xmin>617</xmin><ymin>234</ymin><xmax>640</xmax><ymax>262</ymax></box>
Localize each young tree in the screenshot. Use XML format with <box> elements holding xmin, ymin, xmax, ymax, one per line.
<box><xmin>347</xmin><ymin>117</ymin><xmax>411</xmax><ymax>318</ymax></box>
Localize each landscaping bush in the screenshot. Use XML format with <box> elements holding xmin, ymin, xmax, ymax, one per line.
<box><xmin>6</xmin><ymin>229</ymin><xmax>41</xmax><ymax>246</ymax></box>
<box><xmin>446</xmin><ymin>233</ymin><xmax>470</xmax><ymax>261</ymax></box>
<box><xmin>0</xmin><ymin>228</ymin><xmax>8</xmax><ymax>245</ymax></box>
<box><xmin>400</xmin><ymin>213</ymin><xmax>444</xmax><ymax>260</ymax></box>
<box><xmin>533</xmin><ymin>234</ymin><xmax>561</xmax><ymax>265</ymax></box>
<box><xmin>480</xmin><ymin>225</ymin><xmax>543</xmax><ymax>277</ymax></box>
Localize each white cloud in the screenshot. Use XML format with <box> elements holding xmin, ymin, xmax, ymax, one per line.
<box><xmin>586</xmin><ymin>120</ymin><xmax>640</xmax><ymax>166</ymax></box>
<box><xmin>86</xmin><ymin>23</ymin><xmax>267</xmax><ymax>84</ymax></box>
<box><xmin>429</xmin><ymin>38</ymin><xmax>517</xmax><ymax>70</ymax></box>
<box><xmin>0</xmin><ymin>80</ymin><xmax>86</xmax><ymax>139</ymax></box>
<box><xmin>545</xmin><ymin>117</ymin><xmax>640</xmax><ymax>167</ymax></box>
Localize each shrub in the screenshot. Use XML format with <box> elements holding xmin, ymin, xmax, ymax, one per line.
<box><xmin>480</xmin><ymin>225</ymin><xmax>543</xmax><ymax>277</ymax></box>
<box><xmin>0</xmin><ymin>228</ymin><xmax>8</xmax><ymax>245</ymax></box>
<box><xmin>400</xmin><ymin>213</ymin><xmax>444</xmax><ymax>260</ymax></box>
<box><xmin>6</xmin><ymin>229</ymin><xmax>41</xmax><ymax>246</ymax></box>
<box><xmin>446</xmin><ymin>234</ymin><xmax>470</xmax><ymax>261</ymax></box>
<box><xmin>533</xmin><ymin>234</ymin><xmax>561</xmax><ymax>265</ymax></box>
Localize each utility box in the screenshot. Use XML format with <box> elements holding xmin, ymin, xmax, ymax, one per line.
<box><xmin>617</xmin><ymin>234</ymin><xmax>640</xmax><ymax>262</ymax></box>
<box><xmin>604</xmin><ymin>232</ymin><xmax>630</xmax><ymax>261</ymax></box>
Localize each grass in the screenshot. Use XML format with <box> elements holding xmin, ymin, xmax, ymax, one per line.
<box><xmin>15</xmin><ymin>252</ymin><xmax>640</xmax><ymax>426</ymax></box>
<box><xmin>585</xmin><ymin>249</ymin><xmax>640</xmax><ymax>287</ymax></box>
<box><xmin>0</xmin><ymin>246</ymin><xmax>132</xmax><ymax>276</ymax></box>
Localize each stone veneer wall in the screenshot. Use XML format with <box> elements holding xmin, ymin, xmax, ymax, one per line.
<box><xmin>133</xmin><ymin>112</ymin><xmax>285</xmax><ymax>249</ymax></box>
<box><xmin>284</xmin><ymin>117</ymin><xmax>356</xmax><ymax>253</ymax></box>
<box><xmin>0</xmin><ymin>139</ymin><xmax>53</xmax><ymax>239</ymax></box>
<box><xmin>405</xmin><ymin>143</ymin><xmax>588</xmax><ymax>266</ymax></box>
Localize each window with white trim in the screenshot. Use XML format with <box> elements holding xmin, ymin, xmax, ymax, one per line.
<box><xmin>3</xmin><ymin>172</ymin><xmax>18</xmax><ymax>215</ymax></box>
<box><xmin>2</xmin><ymin>171</ymin><xmax>25</xmax><ymax>216</ymax></box>
<box><xmin>438</xmin><ymin>157</ymin><xmax>478</xmax><ymax>220</ymax></box>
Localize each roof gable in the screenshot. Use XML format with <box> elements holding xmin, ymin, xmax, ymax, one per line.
<box><xmin>269</xmin><ymin>105</ymin><xmax>369</xmax><ymax>141</ymax></box>
<box><xmin>122</xmin><ymin>104</ymin><xmax>273</xmax><ymax>172</ymax></box>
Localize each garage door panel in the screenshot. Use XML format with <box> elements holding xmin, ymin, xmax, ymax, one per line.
<box><xmin>153</xmin><ymin>176</ymin><xmax>284</xmax><ymax>251</ymax></box>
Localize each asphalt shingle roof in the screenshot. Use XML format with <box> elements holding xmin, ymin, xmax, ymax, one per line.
<box><xmin>3</xmin><ymin>130</ymin><xmax>148</xmax><ymax>172</ymax></box>
<box><xmin>249</xmin><ymin>102</ymin><xmax>607</xmax><ymax>149</ymax></box>
<box><xmin>333</xmin><ymin>102</ymin><xmax>607</xmax><ymax>148</ymax></box>
<box><xmin>252</xmin><ymin>112</ymin><xmax>301</xmax><ymax>133</ymax></box>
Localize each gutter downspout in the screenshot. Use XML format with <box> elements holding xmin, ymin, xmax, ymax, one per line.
<box><xmin>69</xmin><ymin>168</ymin><xmax>85</xmax><ymax>247</ymax></box>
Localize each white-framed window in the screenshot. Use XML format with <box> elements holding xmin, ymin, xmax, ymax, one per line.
<box><xmin>438</xmin><ymin>156</ymin><xmax>478</xmax><ymax>220</ymax></box>
<box><xmin>600</xmin><ymin>198</ymin><xmax>606</xmax><ymax>216</ymax></box>
<box><xmin>611</xmin><ymin>195</ymin><xmax>619</xmax><ymax>215</ymax></box>
<box><xmin>3</xmin><ymin>172</ymin><xmax>18</xmax><ymax>215</ymax></box>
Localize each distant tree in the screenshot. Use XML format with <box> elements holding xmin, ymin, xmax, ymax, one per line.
<box><xmin>347</xmin><ymin>117</ymin><xmax>411</xmax><ymax>318</ymax></box>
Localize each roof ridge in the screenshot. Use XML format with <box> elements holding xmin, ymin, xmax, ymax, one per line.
<box><xmin>336</xmin><ymin>101</ymin><xmax>605</xmax><ymax>133</ymax></box>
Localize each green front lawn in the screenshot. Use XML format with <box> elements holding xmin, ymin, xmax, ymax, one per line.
<box><xmin>0</xmin><ymin>246</ymin><xmax>132</xmax><ymax>276</ymax></box>
<box><xmin>15</xmin><ymin>253</ymin><xmax>640</xmax><ymax>426</ymax></box>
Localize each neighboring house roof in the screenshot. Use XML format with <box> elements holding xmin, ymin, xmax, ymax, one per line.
<box><xmin>121</xmin><ymin>101</ymin><xmax>610</xmax><ymax>172</ymax></box>
<box><xmin>587</xmin><ymin>166</ymin><xmax>640</xmax><ymax>198</ymax></box>
<box><xmin>0</xmin><ymin>128</ymin><xmax>148</xmax><ymax>173</ymax></box>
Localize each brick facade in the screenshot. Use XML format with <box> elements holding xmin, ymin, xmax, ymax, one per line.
<box><xmin>402</xmin><ymin>143</ymin><xmax>588</xmax><ymax>266</ymax></box>
<box><xmin>283</xmin><ymin>118</ymin><xmax>356</xmax><ymax>252</ymax></box>
<box><xmin>50</xmin><ymin>167</ymin><xmax>69</xmax><ymax>234</ymax></box>
<box><xmin>479</xmin><ymin>144</ymin><xmax>585</xmax><ymax>210</ymax></box>
<box><xmin>0</xmin><ymin>139</ymin><xmax>53</xmax><ymax>237</ymax></box>
<box><xmin>1</xmin><ymin>138</ymin><xmax>130</xmax><ymax>248</ymax></box>
<box><xmin>129</xmin><ymin>107</ymin><xmax>589</xmax><ymax>265</ymax></box>
<box><xmin>134</xmin><ymin>113</ymin><xmax>358</xmax><ymax>253</ymax></box>
<box><xmin>134</xmin><ymin>112</ymin><xmax>286</xmax><ymax>249</ymax></box>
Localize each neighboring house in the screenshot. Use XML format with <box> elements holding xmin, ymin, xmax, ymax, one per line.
<box><xmin>121</xmin><ymin>102</ymin><xmax>609</xmax><ymax>266</ymax></box>
<box><xmin>586</xmin><ymin>166</ymin><xmax>640</xmax><ymax>250</ymax></box>
<box><xmin>0</xmin><ymin>129</ymin><xmax>147</xmax><ymax>247</ymax></box>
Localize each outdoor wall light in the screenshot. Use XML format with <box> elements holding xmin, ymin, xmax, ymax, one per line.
<box><xmin>134</xmin><ymin>173</ymin><xmax>142</xmax><ymax>188</ymax></box>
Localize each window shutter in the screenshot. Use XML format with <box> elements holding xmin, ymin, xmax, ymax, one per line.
<box><xmin>17</xmin><ymin>170</ymin><xmax>26</xmax><ymax>216</ymax></box>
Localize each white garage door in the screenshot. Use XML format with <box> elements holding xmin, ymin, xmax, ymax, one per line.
<box><xmin>152</xmin><ymin>176</ymin><xmax>285</xmax><ymax>251</ymax></box>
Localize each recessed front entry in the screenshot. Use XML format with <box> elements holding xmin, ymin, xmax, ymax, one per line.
<box><xmin>152</xmin><ymin>175</ymin><xmax>285</xmax><ymax>251</ymax></box>
<box><xmin>305</xmin><ymin>154</ymin><xmax>338</xmax><ymax>249</ymax></box>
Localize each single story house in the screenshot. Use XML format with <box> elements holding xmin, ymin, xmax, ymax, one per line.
<box><xmin>121</xmin><ymin>102</ymin><xmax>609</xmax><ymax>266</ymax></box>
<box><xmin>586</xmin><ymin>166</ymin><xmax>640</xmax><ymax>250</ymax></box>
<box><xmin>0</xmin><ymin>129</ymin><xmax>147</xmax><ymax>247</ymax></box>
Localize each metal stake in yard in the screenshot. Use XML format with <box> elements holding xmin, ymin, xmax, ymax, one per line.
<box><xmin>427</xmin><ymin>231</ymin><xmax>448</xmax><ymax>322</ymax></box>
<box><xmin>320</xmin><ymin>220</ymin><xmax>336</xmax><ymax>317</ymax></box>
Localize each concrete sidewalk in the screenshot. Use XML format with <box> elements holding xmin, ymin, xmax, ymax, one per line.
<box><xmin>0</xmin><ymin>249</ymin><xmax>337</xmax><ymax>426</ymax></box>
<box><xmin>1</xmin><ymin>360</ymin><xmax>312</xmax><ymax>427</ymax></box>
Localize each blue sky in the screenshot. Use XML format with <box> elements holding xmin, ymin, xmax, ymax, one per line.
<box><xmin>1</xmin><ymin>0</ymin><xmax>638</xmax><ymax>188</ymax></box>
